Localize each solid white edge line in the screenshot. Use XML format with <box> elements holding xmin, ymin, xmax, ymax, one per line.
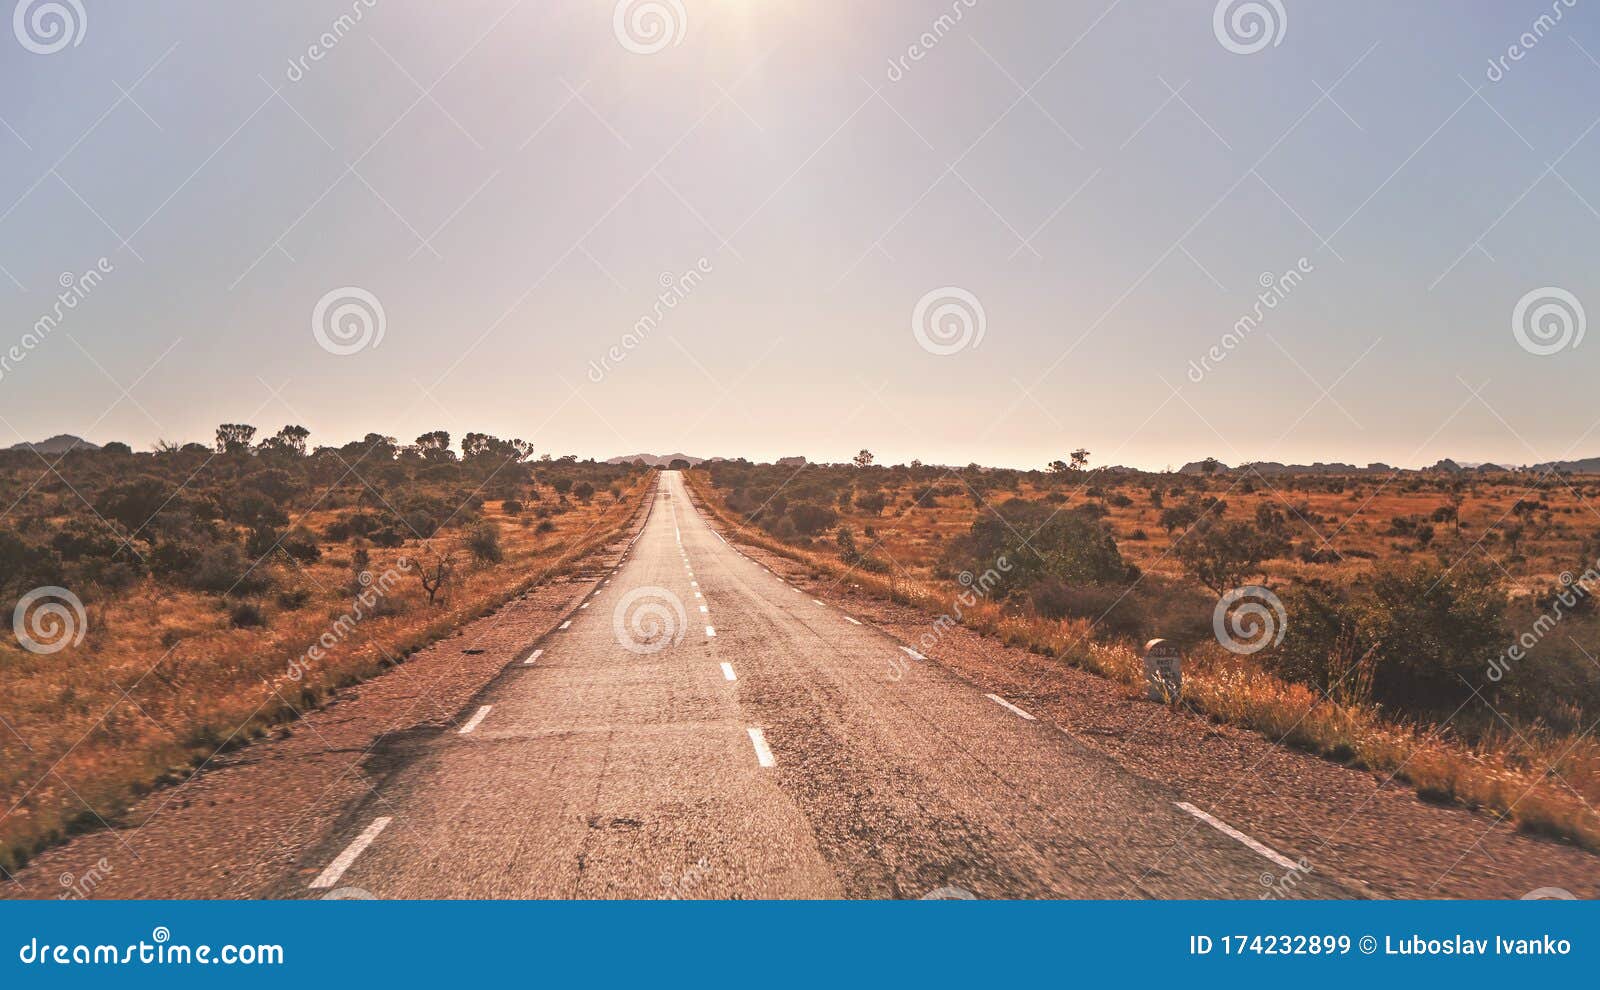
<box><xmin>747</xmin><ymin>727</ymin><xmax>775</xmax><ymax>767</ymax></box>
<box><xmin>309</xmin><ymin>817</ymin><xmax>392</xmax><ymax>889</ymax></box>
<box><xmin>985</xmin><ymin>693</ymin><xmax>1036</xmax><ymax>721</ymax></box>
<box><xmin>459</xmin><ymin>705</ymin><xmax>493</xmax><ymax>734</ymax></box>
<box><xmin>844</xmin><ymin>616</ymin><xmax>862</xmax><ymax>625</ymax></box>
<box><xmin>720</xmin><ymin>662</ymin><xmax>737</xmax><ymax>681</ymax></box>
<box><xmin>900</xmin><ymin>646</ymin><xmax>926</xmax><ymax>661</ymax></box>
<box><xmin>523</xmin><ymin>648</ymin><xmax>543</xmax><ymax>666</ymax></box>
<box><xmin>705</xmin><ymin>625</ymin><xmax>716</xmax><ymax>638</ymax></box>
<box><xmin>1175</xmin><ymin>802</ymin><xmax>1301</xmax><ymax>872</ymax></box>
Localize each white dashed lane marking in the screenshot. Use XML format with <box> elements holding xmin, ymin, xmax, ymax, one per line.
<box><xmin>811</xmin><ymin>599</ymin><xmax>825</xmax><ymax>607</ymax></box>
<box><xmin>985</xmin><ymin>694</ymin><xmax>1035</xmax><ymax>721</ymax></box>
<box><xmin>459</xmin><ymin>705</ymin><xmax>493</xmax><ymax>734</ymax></box>
<box><xmin>309</xmin><ymin>817</ymin><xmax>392</xmax><ymax>890</ymax></box>
<box><xmin>721</xmin><ymin>662</ymin><xmax>737</xmax><ymax>681</ymax></box>
<box><xmin>747</xmin><ymin>728</ymin><xmax>775</xmax><ymax>768</ymax></box>
<box><xmin>559</xmin><ymin>620</ymin><xmax>572</xmax><ymax>630</ymax></box>
<box><xmin>844</xmin><ymin>616</ymin><xmax>862</xmax><ymax>625</ymax></box>
<box><xmin>900</xmin><ymin>646</ymin><xmax>926</xmax><ymax>661</ymax></box>
<box><xmin>523</xmin><ymin>649</ymin><xmax>543</xmax><ymax>666</ymax></box>
<box><xmin>1175</xmin><ymin>802</ymin><xmax>1302</xmax><ymax>872</ymax></box>
<box><xmin>706</xmin><ymin>625</ymin><xmax>717</xmax><ymax>638</ymax></box>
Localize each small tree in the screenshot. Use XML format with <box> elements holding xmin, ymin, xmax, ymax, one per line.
<box><xmin>1070</xmin><ymin>448</ymin><xmax>1091</xmax><ymax>472</ymax></box>
<box><xmin>853</xmin><ymin>449</ymin><xmax>874</xmax><ymax>469</ymax></box>
<box><xmin>418</xmin><ymin>551</ymin><xmax>457</xmax><ymax>606</ymax></box>
<box><xmin>1175</xmin><ymin>520</ymin><xmax>1285</xmax><ymax>594</ymax></box>
<box><xmin>215</xmin><ymin>423</ymin><xmax>256</xmax><ymax>453</ymax></box>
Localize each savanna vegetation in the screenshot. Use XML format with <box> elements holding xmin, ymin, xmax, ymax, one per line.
<box><xmin>0</xmin><ymin>426</ymin><xmax>648</xmax><ymax>872</ymax></box>
<box><xmin>693</xmin><ymin>455</ymin><xmax>1600</xmax><ymax>850</ymax></box>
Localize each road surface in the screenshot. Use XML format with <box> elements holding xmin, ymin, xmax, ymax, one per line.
<box><xmin>290</xmin><ymin>471</ymin><xmax>1345</xmax><ymax>899</ymax></box>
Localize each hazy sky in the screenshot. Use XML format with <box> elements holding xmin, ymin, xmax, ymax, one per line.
<box><xmin>2</xmin><ymin>1</ymin><xmax>1598</xmax><ymax>470</ymax></box>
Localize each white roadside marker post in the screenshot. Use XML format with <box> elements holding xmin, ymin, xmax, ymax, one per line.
<box><xmin>1143</xmin><ymin>638</ymin><xmax>1183</xmax><ymax>703</ymax></box>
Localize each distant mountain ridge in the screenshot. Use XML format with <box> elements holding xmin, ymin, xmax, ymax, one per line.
<box><xmin>7</xmin><ymin>434</ymin><xmax>99</xmax><ymax>454</ymax></box>
<box><xmin>603</xmin><ymin>453</ymin><xmax>705</xmax><ymax>467</ymax></box>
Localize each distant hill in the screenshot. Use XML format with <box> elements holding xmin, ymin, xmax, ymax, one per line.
<box><xmin>1175</xmin><ymin>457</ymin><xmax>1552</xmax><ymax>476</ymax></box>
<box><xmin>604</xmin><ymin>453</ymin><xmax>704</xmax><ymax>467</ymax></box>
<box><xmin>8</xmin><ymin>434</ymin><xmax>98</xmax><ymax>454</ymax></box>
<box><xmin>1531</xmin><ymin>456</ymin><xmax>1600</xmax><ymax>475</ymax></box>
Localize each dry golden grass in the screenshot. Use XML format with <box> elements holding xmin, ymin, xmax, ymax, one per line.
<box><xmin>689</xmin><ymin>470</ymin><xmax>1600</xmax><ymax>852</ymax></box>
<box><xmin>0</xmin><ymin>476</ymin><xmax>650</xmax><ymax>873</ymax></box>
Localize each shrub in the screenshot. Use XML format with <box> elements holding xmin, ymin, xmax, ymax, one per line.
<box><xmin>229</xmin><ymin>601</ymin><xmax>267</xmax><ymax>628</ymax></box>
<box><xmin>502</xmin><ymin>499</ymin><xmax>523</xmax><ymax>515</ymax></box>
<box><xmin>276</xmin><ymin>587</ymin><xmax>313</xmax><ymax>610</ymax></box>
<box><xmin>1029</xmin><ymin>579</ymin><xmax>1145</xmax><ymax>639</ymax></box>
<box><xmin>188</xmin><ymin>542</ymin><xmax>271</xmax><ymax>595</ymax></box>
<box><xmin>948</xmin><ymin>497</ymin><xmax>1134</xmax><ymax>589</ymax></box>
<box><xmin>467</xmin><ymin>522</ymin><xmax>504</xmax><ymax>564</ymax></box>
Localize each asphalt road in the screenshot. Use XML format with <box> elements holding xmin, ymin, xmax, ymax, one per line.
<box><xmin>293</xmin><ymin>471</ymin><xmax>1347</xmax><ymax>899</ymax></box>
